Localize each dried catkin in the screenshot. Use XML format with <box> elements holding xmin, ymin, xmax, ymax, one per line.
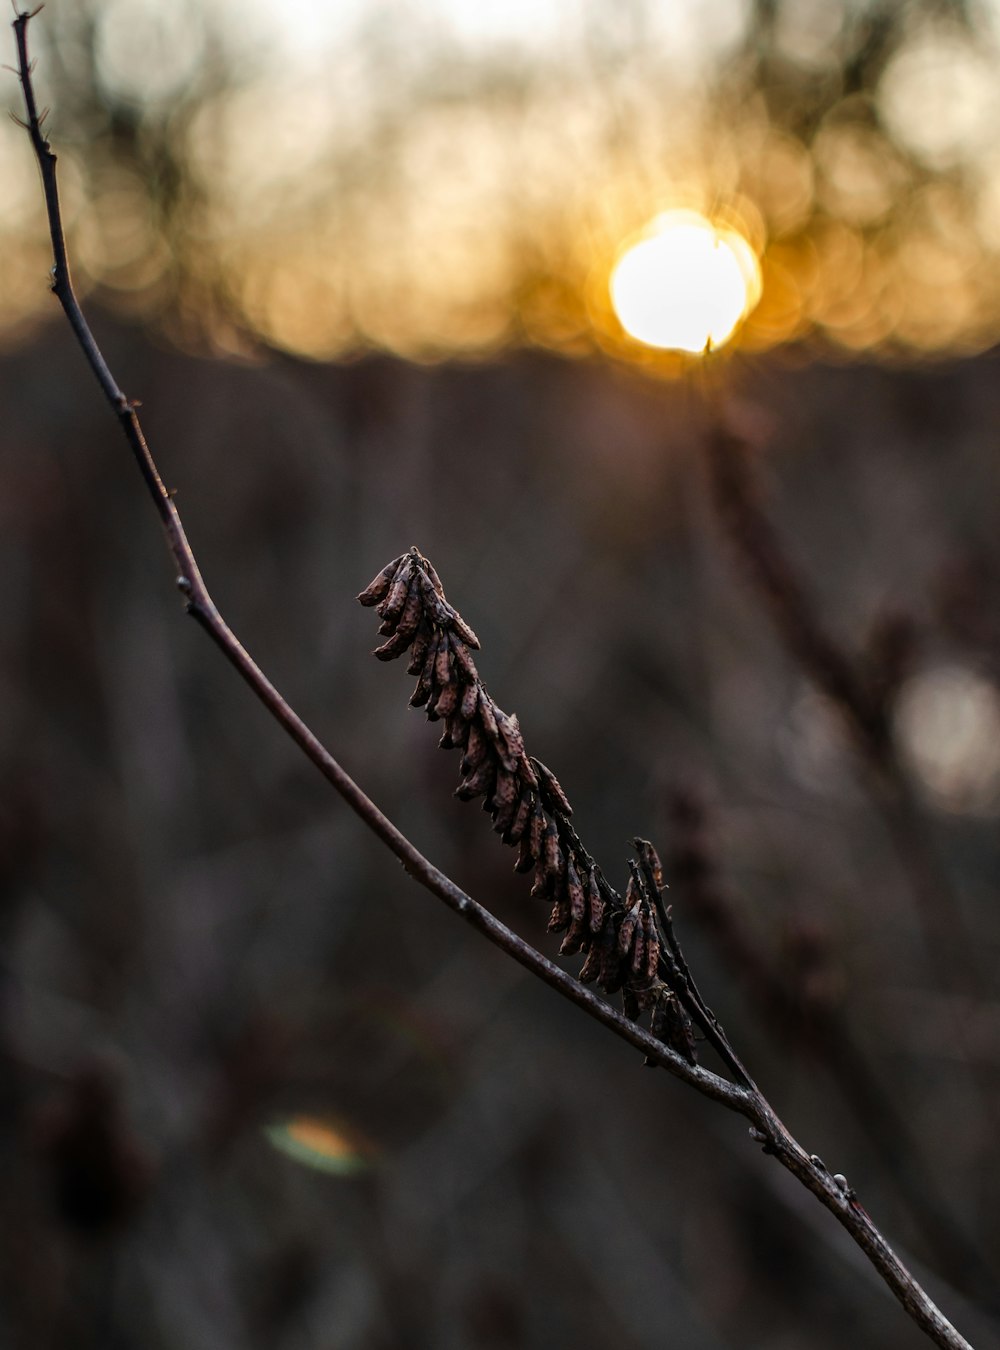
<box><xmin>358</xmin><ymin>546</ymin><xmax>698</xmax><ymax>1061</ymax></box>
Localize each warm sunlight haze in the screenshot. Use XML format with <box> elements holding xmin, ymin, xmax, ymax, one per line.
<box><xmin>5</xmin><ymin>0</ymin><xmax>1000</xmax><ymax>360</ymax></box>
<box><xmin>610</xmin><ymin>212</ymin><xmax>762</xmax><ymax>354</ymax></box>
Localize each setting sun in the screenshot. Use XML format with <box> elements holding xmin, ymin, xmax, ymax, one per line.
<box><xmin>610</xmin><ymin>211</ymin><xmax>762</xmax><ymax>353</ymax></box>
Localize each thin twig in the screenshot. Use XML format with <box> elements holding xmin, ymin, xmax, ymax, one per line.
<box><xmin>10</xmin><ymin>12</ymin><xmax>976</xmax><ymax>1349</ymax></box>
<box><xmin>666</xmin><ymin>790</ymin><xmax>1000</xmax><ymax>1314</ymax></box>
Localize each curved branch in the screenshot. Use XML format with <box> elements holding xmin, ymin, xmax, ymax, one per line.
<box><xmin>8</xmin><ymin>0</ymin><xmax>742</xmax><ymax>1120</ymax></box>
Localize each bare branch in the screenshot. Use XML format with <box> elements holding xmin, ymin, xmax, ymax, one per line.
<box><xmin>666</xmin><ymin>789</ymin><xmax>1000</xmax><ymax>1314</ymax></box>
<box><xmin>7</xmin><ymin>0</ymin><xmax>742</xmax><ymax>1120</ymax></box>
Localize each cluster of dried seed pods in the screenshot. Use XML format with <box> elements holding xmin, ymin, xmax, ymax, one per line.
<box><xmin>359</xmin><ymin>547</ymin><xmax>698</xmax><ymax>1063</ymax></box>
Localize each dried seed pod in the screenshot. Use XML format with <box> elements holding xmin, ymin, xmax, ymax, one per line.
<box><xmin>618</xmin><ymin>903</ymin><xmax>639</xmax><ymax>958</ymax></box>
<box><xmin>528</xmin><ymin>804</ymin><xmax>547</xmax><ymax>863</ymax></box>
<box><xmin>503</xmin><ymin>789</ymin><xmax>534</xmax><ymax>846</ymax></box>
<box><xmin>409</xmin><ymin>678</ymin><xmax>432</xmax><ymax>709</ymax></box>
<box><xmin>434</xmin><ymin>641</ymin><xmax>453</xmax><ymax>691</ymax></box>
<box><xmin>566</xmin><ymin>859</ymin><xmax>586</xmax><ymax>925</ymax></box>
<box><xmin>491</xmin><ymin>768</ymin><xmax>518</xmax><ymax>833</ymax></box>
<box><xmin>451</xmin><ymin>611</ymin><xmax>481</xmax><ymax>651</ymax></box>
<box><xmin>477</xmin><ymin>690</ymin><xmax>499</xmax><ymax>744</ymax></box>
<box><xmin>587</xmin><ymin>868</ymin><xmax>606</xmax><ymax>935</ymax></box>
<box><xmin>380</xmin><ymin>588</ymin><xmax>422</xmax><ymax>642</ymax></box>
<box><xmin>517</xmin><ymin>755</ymin><xmax>539</xmax><ymax>790</ymax></box>
<box><xmin>634</xmin><ymin>837</ymin><xmax>666</xmax><ymax>894</ymax></box>
<box><xmin>460</xmin><ymin>722</ymin><xmax>488</xmax><ymax>776</ymax></box>
<box><xmin>514</xmin><ymin>832</ymin><xmax>536</xmax><ymax>874</ymax></box>
<box><xmin>459</xmin><ymin>681</ymin><xmax>479</xmax><ymax>721</ymax></box>
<box><xmin>559</xmin><ymin>866</ymin><xmax>589</xmax><ymax>955</ymax></box>
<box><xmin>406</xmin><ymin>622</ymin><xmax>433</xmax><ymax>676</ymax></box>
<box><xmin>449</xmin><ymin>634</ymin><xmax>479</xmax><ymax>684</ymax></box>
<box><xmin>422</xmin><ymin>556</ymin><xmax>445</xmax><ymax>598</ymax></box>
<box><xmin>437</xmin><ymin>702</ymin><xmax>466</xmax><ymax>745</ymax></box>
<box><xmin>645</xmin><ymin>839</ymin><xmax>666</xmax><ymax>888</ymax></box>
<box><xmin>433</xmin><ymin>681</ymin><xmax>459</xmax><ymax>720</ymax></box>
<box><xmin>393</xmin><ymin>580</ymin><xmax>424</xmax><ymax>645</ymax></box>
<box><xmin>578</xmin><ymin>943</ymin><xmax>602</xmax><ymax>983</ymax></box>
<box><xmin>357</xmin><ymin>554</ymin><xmax>405</xmax><ymax>606</ymax></box>
<box><xmin>418</xmin><ymin>570</ymin><xmax>453</xmax><ymax>628</ymax></box>
<box><xmin>409</xmin><ymin>662</ymin><xmax>434</xmax><ymax>707</ymax></box>
<box><xmin>624</xmin><ymin>869</ymin><xmax>641</xmax><ymax>909</ymax></box>
<box><xmin>446</xmin><ymin>711</ymin><xmax>470</xmax><ymax>750</ymax></box>
<box><xmin>532</xmin><ymin>758</ymin><xmax>573</xmax><ymax>817</ymax></box>
<box><xmin>494</xmin><ymin>711</ymin><xmax>525</xmax><ymax>773</ymax></box>
<box><xmin>641</xmin><ymin>904</ymin><xmax>661</xmax><ymax>982</ymax></box>
<box><xmin>410</xmin><ymin>631</ymin><xmax>441</xmax><ymax>705</ymax></box>
<box><xmin>547</xmin><ymin>888</ymin><xmax>572</xmax><ymax>933</ymax></box>
<box><xmin>630</xmin><ymin>921</ymin><xmax>647</xmax><ymax>977</ymax></box>
<box><xmin>542</xmin><ymin>823</ymin><xmax>564</xmax><ymax>886</ymax></box>
<box><xmin>456</xmin><ymin>758</ymin><xmax>496</xmax><ymax>803</ymax></box>
<box><xmin>490</xmin><ymin>731</ymin><xmax>517</xmax><ymax>775</ymax></box>
<box><xmin>373</xmin><ymin>626</ymin><xmax>416</xmax><ymax>662</ymax></box>
<box><xmin>530</xmin><ymin>856</ymin><xmax>551</xmax><ymax>898</ymax></box>
<box><xmin>559</xmin><ymin>918</ymin><xmax>588</xmax><ymax>957</ymax></box>
<box><xmin>377</xmin><ymin>558</ymin><xmax>414</xmax><ymax>624</ymax></box>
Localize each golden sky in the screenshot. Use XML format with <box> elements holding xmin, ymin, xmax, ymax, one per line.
<box><xmin>4</xmin><ymin>0</ymin><xmax>1000</xmax><ymax>364</ymax></box>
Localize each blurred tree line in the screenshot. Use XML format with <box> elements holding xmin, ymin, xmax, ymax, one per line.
<box><xmin>4</xmin><ymin>0</ymin><xmax>1000</xmax><ymax>359</ymax></box>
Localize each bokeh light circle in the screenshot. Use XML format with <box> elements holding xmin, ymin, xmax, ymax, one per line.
<box><xmin>610</xmin><ymin>210</ymin><xmax>762</xmax><ymax>353</ymax></box>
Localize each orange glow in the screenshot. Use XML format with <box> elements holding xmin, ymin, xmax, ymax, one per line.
<box><xmin>610</xmin><ymin>211</ymin><xmax>762</xmax><ymax>353</ymax></box>
<box><xmin>8</xmin><ymin>6</ymin><xmax>1000</xmax><ymax>362</ymax></box>
<box><xmin>264</xmin><ymin>1115</ymin><xmax>374</xmax><ymax>1175</ymax></box>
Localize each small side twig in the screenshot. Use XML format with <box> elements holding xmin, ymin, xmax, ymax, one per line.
<box><xmin>10</xmin><ymin>11</ymin><xmax>976</xmax><ymax>1349</ymax></box>
<box><xmin>666</xmin><ymin>789</ymin><xmax>1000</xmax><ymax>1314</ymax></box>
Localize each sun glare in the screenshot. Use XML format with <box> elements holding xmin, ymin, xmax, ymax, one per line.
<box><xmin>610</xmin><ymin>211</ymin><xmax>762</xmax><ymax>353</ymax></box>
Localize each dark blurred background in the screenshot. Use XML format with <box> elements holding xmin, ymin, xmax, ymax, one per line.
<box><xmin>3</xmin><ymin>2</ymin><xmax>1000</xmax><ymax>1348</ymax></box>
